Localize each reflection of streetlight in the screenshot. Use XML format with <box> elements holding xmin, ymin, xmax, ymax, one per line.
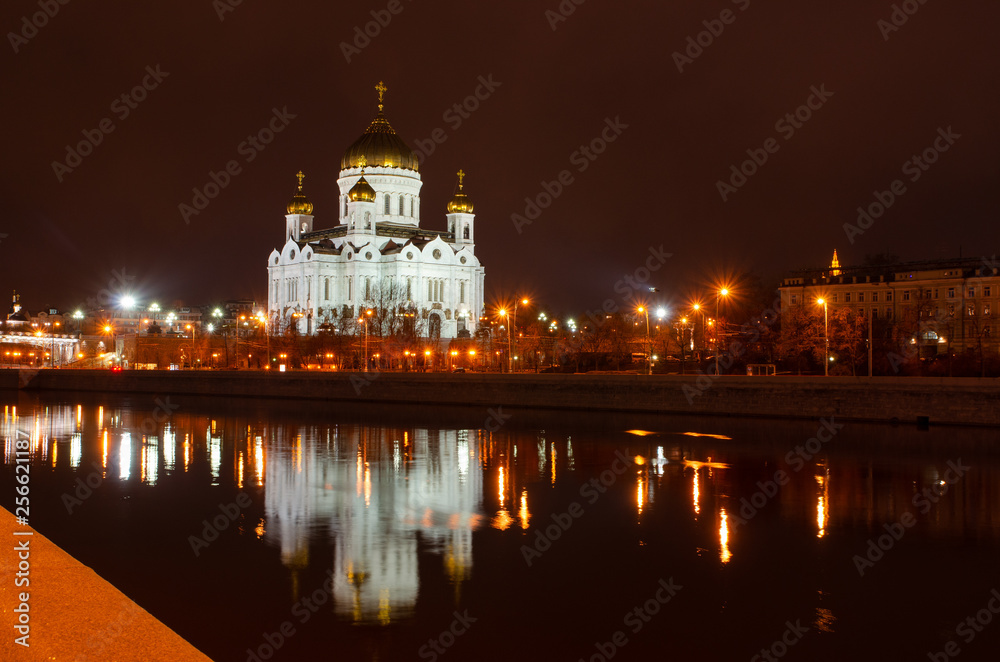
<box><xmin>817</xmin><ymin>298</ymin><xmax>829</xmax><ymax>377</ymax></box>
<box><xmin>715</xmin><ymin>288</ymin><xmax>730</xmax><ymax>375</ymax></box>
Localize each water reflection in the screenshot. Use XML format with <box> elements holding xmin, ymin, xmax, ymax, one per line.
<box><xmin>4</xmin><ymin>397</ymin><xmax>1000</xmax><ymax>659</ymax></box>
<box><xmin>264</xmin><ymin>425</ymin><xmax>484</xmax><ymax>623</ymax></box>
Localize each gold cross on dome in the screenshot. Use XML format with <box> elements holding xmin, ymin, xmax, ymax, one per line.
<box><xmin>375</xmin><ymin>81</ymin><xmax>387</xmax><ymax>111</ymax></box>
<box><xmin>457</xmin><ymin>169</ymin><xmax>465</xmax><ymax>189</ymax></box>
<box><xmin>296</xmin><ymin>170</ymin><xmax>305</xmax><ymax>190</ymax></box>
<box><xmin>357</xmin><ymin>155</ymin><xmax>367</xmax><ymax>170</ymax></box>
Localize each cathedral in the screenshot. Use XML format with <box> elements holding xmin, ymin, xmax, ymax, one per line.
<box><xmin>267</xmin><ymin>82</ymin><xmax>485</xmax><ymax>339</ymax></box>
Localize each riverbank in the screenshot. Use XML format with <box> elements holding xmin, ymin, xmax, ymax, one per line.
<box><xmin>2</xmin><ymin>369</ymin><xmax>998</xmax><ymax>427</ymax></box>
<box><xmin>0</xmin><ymin>507</ymin><xmax>212</xmax><ymax>661</ymax></box>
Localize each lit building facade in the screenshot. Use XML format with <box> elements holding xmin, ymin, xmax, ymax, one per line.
<box><xmin>267</xmin><ymin>82</ymin><xmax>486</xmax><ymax>339</ymax></box>
<box><xmin>780</xmin><ymin>251</ymin><xmax>999</xmax><ymax>356</ymax></box>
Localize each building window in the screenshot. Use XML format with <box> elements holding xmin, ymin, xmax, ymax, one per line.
<box><xmin>410</xmin><ymin>198</ymin><xmax>414</xmax><ymax>217</ymax></box>
<box><xmin>406</xmin><ymin>277</ymin><xmax>412</xmax><ymax>301</ymax></box>
<box><xmin>348</xmin><ymin>277</ymin><xmax>353</xmax><ymax>301</ymax></box>
<box><xmin>969</xmin><ymin>287</ymin><xmax>976</xmax><ymax>298</ymax></box>
<box><xmin>968</xmin><ymin>305</ymin><xmax>975</xmax><ymax>316</ymax></box>
<box><xmin>324</xmin><ymin>278</ymin><xmax>330</xmax><ymax>301</ymax></box>
<box><xmin>886</xmin><ymin>308</ymin><xmax>894</xmax><ymax>320</ymax></box>
<box><xmin>947</xmin><ymin>288</ymin><xmax>955</xmax><ymax>298</ymax></box>
<box><xmin>831</xmin><ymin>294</ymin><xmax>838</xmax><ymax>303</ymax></box>
<box><xmin>790</xmin><ymin>294</ymin><xmax>798</xmax><ymax>305</ymax></box>
<box><xmin>985</xmin><ymin>304</ymin><xmax>992</xmax><ymax>316</ymax></box>
<box><xmin>365</xmin><ymin>277</ymin><xmax>371</xmax><ymax>300</ymax></box>
<box><xmin>948</xmin><ymin>304</ymin><xmax>955</xmax><ymax>315</ymax></box>
<box><xmin>903</xmin><ymin>291</ymin><xmax>910</xmax><ymax>301</ymax></box>
<box><xmin>933</xmin><ymin>289</ymin><xmax>938</xmax><ymax>299</ymax></box>
<box><xmin>858</xmin><ymin>292</ymin><xmax>865</xmax><ymax>302</ymax></box>
<box><xmin>985</xmin><ymin>286</ymin><xmax>992</xmax><ymax>297</ymax></box>
<box><xmin>845</xmin><ymin>293</ymin><xmax>851</xmax><ymax>303</ymax></box>
<box><xmin>886</xmin><ymin>292</ymin><xmax>893</xmax><ymax>302</ymax></box>
<box><xmin>872</xmin><ymin>308</ymin><xmax>879</xmax><ymax>319</ymax></box>
<box><xmin>872</xmin><ymin>292</ymin><xmax>879</xmax><ymax>303</ymax></box>
<box><xmin>985</xmin><ymin>325</ymin><xmax>991</xmax><ymax>337</ymax></box>
<box><xmin>460</xmin><ymin>281</ymin><xmax>466</xmax><ymax>304</ymax></box>
<box><xmin>464</xmin><ymin>225</ymin><xmax>470</xmax><ymax>239</ymax></box>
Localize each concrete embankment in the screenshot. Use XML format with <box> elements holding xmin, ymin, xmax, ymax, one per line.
<box><xmin>2</xmin><ymin>369</ymin><xmax>999</xmax><ymax>427</ymax></box>
<box><xmin>0</xmin><ymin>507</ymin><xmax>212</xmax><ymax>661</ymax></box>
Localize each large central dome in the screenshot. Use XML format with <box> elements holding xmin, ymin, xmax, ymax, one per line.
<box><xmin>341</xmin><ymin>82</ymin><xmax>419</xmax><ymax>172</ymax></box>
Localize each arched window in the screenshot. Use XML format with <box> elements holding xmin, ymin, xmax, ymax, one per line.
<box><xmin>384</xmin><ymin>195</ymin><xmax>390</xmax><ymax>215</ymax></box>
<box><xmin>343</xmin><ymin>197</ymin><xmax>348</xmax><ymax>218</ymax></box>
<box><xmin>463</xmin><ymin>226</ymin><xmax>470</xmax><ymax>239</ymax></box>
<box><xmin>410</xmin><ymin>198</ymin><xmax>414</xmax><ymax>217</ymax></box>
<box><xmin>399</xmin><ymin>195</ymin><xmax>405</xmax><ymax>215</ymax></box>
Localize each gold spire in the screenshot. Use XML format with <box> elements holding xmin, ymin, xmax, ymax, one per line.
<box><xmin>447</xmin><ymin>169</ymin><xmax>474</xmax><ymax>214</ymax></box>
<box><xmin>358</xmin><ymin>155</ymin><xmax>367</xmax><ymax>171</ymax></box>
<box><xmin>830</xmin><ymin>249</ymin><xmax>842</xmax><ymax>276</ymax></box>
<box><xmin>286</xmin><ymin>170</ymin><xmax>314</xmax><ymax>215</ymax></box>
<box><xmin>340</xmin><ymin>81</ymin><xmax>419</xmax><ymax>172</ymax></box>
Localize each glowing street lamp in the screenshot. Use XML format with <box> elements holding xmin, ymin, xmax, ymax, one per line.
<box><xmin>817</xmin><ymin>298</ymin><xmax>829</xmax><ymax>377</ymax></box>
<box><xmin>715</xmin><ymin>288</ymin><xmax>730</xmax><ymax>375</ymax></box>
<box><xmin>637</xmin><ymin>305</ymin><xmax>650</xmax><ymax>375</ymax></box>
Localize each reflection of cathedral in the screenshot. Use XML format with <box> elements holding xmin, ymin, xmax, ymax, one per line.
<box><xmin>263</xmin><ymin>425</ymin><xmax>483</xmax><ymax>623</ymax></box>
<box><xmin>267</xmin><ymin>82</ymin><xmax>486</xmax><ymax>338</ymax></box>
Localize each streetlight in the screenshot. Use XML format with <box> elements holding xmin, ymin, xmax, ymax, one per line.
<box><xmin>715</xmin><ymin>288</ymin><xmax>730</xmax><ymax>375</ymax></box>
<box><xmin>637</xmin><ymin>305</ymin><xmax>650</xmax><ymax>375</ymax></box>
<box><xmin>256</xmin><ymin>311</ymin><xmax>269</xmax><ymax>368</ymax></box>
<box><xmin>817</xmin><ymin>298</ymin><xmax>829</xmax><ymax>377</ymax></box>
<box><xmin>359</xmin><ymin>309</ymin><xmax>373</xmax><ymax>371</ymax></box>
<box><xmin>498</xmin><ymin>308</ymin><xmax>510</xmax><ymax>372</ymax></box>
<box><xmin>508</xmin><ymin>297</ymin><xmax>529</xmax><ymax>373</ymax></box>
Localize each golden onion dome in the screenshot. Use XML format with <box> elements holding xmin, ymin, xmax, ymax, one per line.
<box><xmin>340</xmin><ymin>81</ymin><xmax>419</xmax><ymax>172</ymax></box>
<box><xmin>447</xmin><ymin>169</ymin><xmax>474</xmax><ymax>213</ymax></box>
<box><xmin>348</xmin><ymin>175</ymin><xmax>377</xmax><ymax>202</ymax></box>
<box><xmin>286</xmin><ymin>171</ymin><xmax>314</xmax><ymax>215</ymax></box>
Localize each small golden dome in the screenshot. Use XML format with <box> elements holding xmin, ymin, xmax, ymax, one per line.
<box><xmin>286</xmin><ymin>171</ymin><xmax>314</xmax><ymax>215</ymax></box>
<box><xmin>341</xmin><ymin>82</ymin><xmax>420</xmax><ymax>172</ymax></box>
<box><xmin>447</xmin><ymin>169</ymin><xmax>474</xmax><ymax>214</ymax></box>
<box><xmin>349</xmin><ymin>175</ymin><xmax>376</xmax><ymax>202</ymax></box>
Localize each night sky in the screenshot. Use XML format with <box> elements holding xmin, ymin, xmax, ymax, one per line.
<box><xmin>3</xmin><ymin>0</ymin><xmax>998</xmax><ymax>315</ymax></box>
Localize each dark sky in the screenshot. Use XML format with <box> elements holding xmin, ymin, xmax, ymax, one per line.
<box><xmin>3</xmin><ymin>0</ymin><xmax>998</xmax><ymax>316</ymax></box>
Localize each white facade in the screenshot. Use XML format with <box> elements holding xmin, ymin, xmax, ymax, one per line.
<box><xmin>267</xmin><ymin>90</ymin><xmax>485</xmax><ymax>340</ymax></box>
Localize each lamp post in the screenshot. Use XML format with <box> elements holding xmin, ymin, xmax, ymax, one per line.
<box><xmin>637</xmin><ymin>306</ymin><xmax>650</xmax><ymax>375</ymax></box>
<box><xmin>511</xmin><ymin>298</ymin><xmax>528</xmax><ymax>373</ymax></box>
<box><xmin>715</xmin><ymin>288</ymin><xmax>729</xmax><ymax>375</ymax></box>
<box><xmin>817</xmin><ymin>298</ymin><xmax>829</xmax><ymax>377</ymax></box>
<box><xmin>498</xmin><ymin>308</ymin><xmax>511</xmax><ymax>373</ymax></box>
<box><xmin>359</xmin><ymin>309</ymin><xmax>372</xmax><ymax>371</ymax></box>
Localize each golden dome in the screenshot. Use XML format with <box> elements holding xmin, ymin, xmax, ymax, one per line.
<box><xmin>348</xmin><ymin>175</ymin><xmax>376</xmax><ymax>202</ymax></box>
<box><xmin>447</xmin><ymin>169</ymin><xmax>474</xmax><ymax>213</ymax></box>
<box><xmin>340</xmin><ymin>82</ymin><xmax>419</xmax><ymax>172</ymax></box>
<box><xmin>286</xmin><ymin>171</ymin><xmax>314</xmax><ymax>215</ymax></box>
